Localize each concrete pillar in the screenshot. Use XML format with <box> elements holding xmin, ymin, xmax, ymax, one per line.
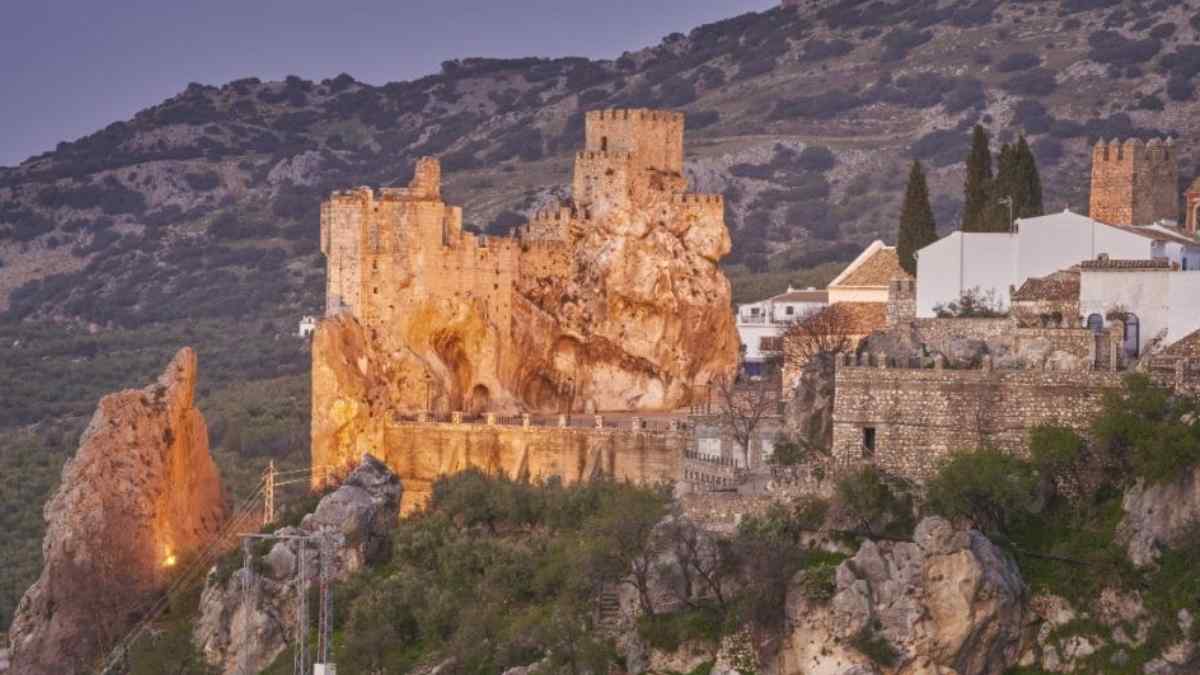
<box><xmin>451</xmin><ymin>411</ymin><xmax>463</xmax><ymax>424</ymax></box>
<box><xmin>522</xmin><ymin>413</ymin><xmax>531</xmax><ymax>428</ymax></box>
<box><xmin>558</xmin><ymin>414</ymin><xmax>568</xmax><ymax>428</ymax></box>
<box><xmin>594</xmin><ymin>414</ymin><xmax>604</xmax><ymax>429</ymax></box>
<box><xmin>486</xmin><ymin>413</ymin><xmax>496</xmax><ymax>425</ymax></box>
<box><xmin>1110</xmin><ymin>338</ymin><xmax>1121</xmax><ymax>371</ymax></box>
<box><xmin>417</xmin><ymin>411</ymin><xmax>428</xmax><ymax>424</ymax></box>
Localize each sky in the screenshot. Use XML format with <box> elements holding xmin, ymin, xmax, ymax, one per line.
<box><xmin>0</xmin><ymin>0</ymin><xmax>771</xmax><ymax>168</ymax></box>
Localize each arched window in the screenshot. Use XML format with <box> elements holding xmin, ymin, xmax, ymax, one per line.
<box><xmin>601</xmin><ymin>136</ymin><xmax>608</xmax><ymax>151</ymax></box>
<box><xmin>1124</xmin><ymin>314</ymin><xmax>1140</xmax><ymax>359</ymax></box>
<box><xmin>1086</xmin><ymin>313</ymin><xmax>1103</xmax><ymax>334</ymax></box>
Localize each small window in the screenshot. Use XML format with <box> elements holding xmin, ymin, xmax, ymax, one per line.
<box><xmin>601</xmin><ymin>136</ymin><xmax>608</xmax><ymax>151</ymax></box>
<box><xmin>862</xmin><ymin>427</ymin><xmax>876</xmax><ymax>457</ymax></box>
<box><xmin>786</xmin><ymin>306</ymin><xmax>795</xmax><ymax>315</ymax></box>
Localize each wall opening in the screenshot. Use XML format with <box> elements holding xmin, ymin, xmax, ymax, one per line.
<box><xmin>601</xmin><ymin>136</ymin><xmax>608</xmax><ymax>151</ymax></box>
<box><xmin>469</xmin><ymin>384</ymin><xmax>491</xmax><ymax>414</ymax></box>
<box><xmin>1124</xmin><ymin>314</ymin><xmax>1140</xmax><ymax>359</ymax></box>
<box><xmin>862</xmin><ymin>427</ymin><xmax>876</xmax><ymax>458</ymax></box>
<box><xmin>1086</xmin><ymin>313</ymin><xmax>1104</xmax><ymax>334</ymax></box>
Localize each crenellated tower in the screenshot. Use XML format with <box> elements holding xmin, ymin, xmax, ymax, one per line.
<box><xmin>572</xmin><ymin>109</ymin><xmax>688</xmax><ymax>214</ymax></box>
<box><xmin>1089</xmin><ymin>138</ymin><xmax>1178</xmax><ymax>227</ymax></box>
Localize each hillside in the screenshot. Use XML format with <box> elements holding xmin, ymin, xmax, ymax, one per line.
<box><xmin>6</xmin><ymin>0</ymin><xmax>1200</xmax><ymax>627</ymax></box>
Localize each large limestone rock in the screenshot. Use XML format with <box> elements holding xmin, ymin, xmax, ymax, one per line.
<box><xmin>8</xmin><ymin>348</ymin><xmax>224</xmax><ymax>675</ymax></box>
<box><xmin>1117</xmin><ymin>464</ymin><xmax>1200</xmax><ymax>567</ymax></box>
<box><xmin>778</xmin><ymin>517</ymin><xmax>1026</xmax><ymax>675</ymax></box>
<box><xmin>194</xmin><ymin>455</ymin><xmax>402</xmax><ymax>674</ymax></box>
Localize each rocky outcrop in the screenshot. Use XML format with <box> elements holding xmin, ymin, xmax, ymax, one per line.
<box><xmin>1117</xmin><ymin>464</ymin><xmax>1200</xmax><ymax>567</ymax></box>
<box><xmin>194</xmin><ymin>455</ymin><xmax>401</xmax><ymax>674</ymax></box>
<box><xmin>8</xmin><ymin>348</ymin><xmax>224</xmax><ymax>675</ymax></box>
<box><xmin>779</xmin><ymin>517</ymin><xmax>1026</xmax><ymax>675</ymax></box>
<box><xmin>786</xmin><ymin>352</ymin><xmax>836</xmax><ymax>451</ymax></box>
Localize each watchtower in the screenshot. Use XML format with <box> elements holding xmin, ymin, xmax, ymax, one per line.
<box><xmin>573</xmin><ymin>109</ymin><xmax>686</xmax><ymax>211</ymax></box>
<box><xmin>1089</xmin><ymin>138</ymin><xmax>1178</xmax><ymax>226</ymax></box>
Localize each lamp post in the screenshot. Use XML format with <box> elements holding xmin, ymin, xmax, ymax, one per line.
<box><xmin>998</xmin><ymin>196</ymin><xmax>1015</xmax><ymax>233</ymax></box>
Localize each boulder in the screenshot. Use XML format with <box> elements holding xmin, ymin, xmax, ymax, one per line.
<box><xmin>8</xmin><ymin>348</ymin><xmax>224</xmax><ymax>675</ymax></box>
<box><xmin>777</xmin><ymin>517</ymin><xmax>1026</xmax><ymax>675</ymax></box>
<box><xmin>1117</xmin><ymin>465</ymin><xmax>1200</xmax><ymax>567</ymax></box>
<box><xmin>194</xmin><ymin>455</ymin><xmax>401</xmax><ymax>674</ymax></box>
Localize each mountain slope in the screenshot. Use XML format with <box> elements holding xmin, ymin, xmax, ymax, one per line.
<box><xmin>4</xmin><ymin>0</ymin><xmax>1200</xmax><ymax>327</ymax></box>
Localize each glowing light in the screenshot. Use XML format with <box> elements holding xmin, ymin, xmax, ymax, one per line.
<box><xmin>163</xmin><ymin>553</ymin><xmax>177</xmax><ymax>568</ymax></box>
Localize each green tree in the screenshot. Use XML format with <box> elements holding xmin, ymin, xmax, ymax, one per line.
<box><xmin>961</xmin><ymin>125</ymin><xmax>993</xmax><ymax>232</ymax></box>
<box><xmin>926</xmin><ymin>448</ymin><xmax>1038</xmax><ymax>536</ymax></box>
<box><xmin>1015</xmin><ymin>135</ymin><xmax>1044</xmax><ymax>218</ymax></box>
<box><xmin>835</xmin><ymin>466</ymin><xmax>913</xmax><ymax>537</ymax></box>
<box><xmin>896</xmin><ymin>160</ymin><xmax>937</xmax><ymax>275</ymax></box>
<box><xmin>1093</xmin><ymin>374</ymin><xmax>1200</xmax><ymax>485</ymax></box>
<box><xmin>986</xmin><ymin>136</ymin><xmax>1044</xmax><ymax>231</ymax></box>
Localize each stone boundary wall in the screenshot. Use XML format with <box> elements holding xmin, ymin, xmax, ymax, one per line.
<box><xmin>381</xmin><ymin>416</ymin><xmax>688</xmax><ymax>511</ymax></box>
<box><xmin>912</xmin><ymin>318</ymin><xmax>1011</xmax><ymax>353</ymax></box>
<box><xmin>831</xmin><ymin>362</ymin><xmax>1124</xmax><ymax>480</ymax></box>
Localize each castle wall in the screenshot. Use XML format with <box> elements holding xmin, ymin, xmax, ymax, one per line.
<box><xmin>831</xmin><ymin>362</ymin><xmax>1123</xmax><ymax>479</ymax></box>
<box><xmin>379</xmin><ymin>418</ymin><xmax>686</xmax><ymax>512</ymax></box>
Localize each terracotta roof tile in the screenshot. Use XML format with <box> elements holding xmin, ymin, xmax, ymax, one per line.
<box><xmin>1012</xmin><ymin>270</ymin><xmax>1080</xmax><ymax>302</ymax></box>
<box><xmin>1162</xmin><ymin>330</ymin><xmax>1200</xmax><ymax>359</ymax></box>
<box><xmin>773</xmin><ymin>289</ymin><xmax>829</xmax><ymax>303</ymax></box>
<box><xmin>832</xmin><ymin>248</ymin><xmax>910</xmax><ymax>288</ymax></box>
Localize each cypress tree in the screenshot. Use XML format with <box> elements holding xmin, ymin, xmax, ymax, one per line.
<box><xmin>896</xmin><ymin>160</ymin><xmax>938</xmax><ymax>275</ymax></box>
<box><xmin>961</xmin><ymin>125</ymin><xmax>993</xmax><ymax>232</ymax></box>
<box><xmin>987</xmin><ymin>142</ymin><xmax>1017</xmax><ymax>231</ymax></box>
<box><xmin>1015</xmin><ymin>135</ymin><xmax>1044</xmax><ymax>218</ymax></box>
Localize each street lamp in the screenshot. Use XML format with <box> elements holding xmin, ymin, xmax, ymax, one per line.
<box><xmin>998</xmin><ymin>196</ymin><xmax>1015</xmax><ymax>233</ymax></box>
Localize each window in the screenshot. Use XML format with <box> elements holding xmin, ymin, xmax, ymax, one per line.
<box><xmin>601</xmin><ymin>136</ymin><xmax>608</xmax><ymax>151</ymax></box>
<box><xmin>1086</xmin><ymin>314</ymin><xmax>1103</xmax><ymax>334</ymax></box>
<box><xmin>750</xmin><ymin>307</ymin><xmax>761</xmax><ymax>316</ymax></box>
<box><xmin>698</xmin><ymin>437</ymin><xmax>721</xmax><ymax>459</ymax></box>
<box><xmin>786</xmin><ymin>305</ymin><xmax>795</xmax><ymax>316</ymax></box>
<box><xmin>760</xmin><ymin>336</ymin><xmax>783</xmax><ymax>352</ymax></box>
<box><xmin>862</xmin><ymin>427</ymin><xmax>876</xmax><ymax>457</ymax></box>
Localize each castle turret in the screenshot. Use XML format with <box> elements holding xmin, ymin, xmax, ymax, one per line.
<box><xmin>1089</xmin><ymin>137</ymin><xmax>1178</xmax><ymax>226</ymax></box>
<box><xmin>573</xmin><ymin>109</ymin><xmax>687</xmax><ymax>212</ymax></box>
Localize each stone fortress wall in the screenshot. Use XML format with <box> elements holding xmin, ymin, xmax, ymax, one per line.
<box><xmin>831</xmin><ymin>356</ymin><xmax>1125</xmax><ymax>480</ymax></box>
<box><xmin>1089</xmin><ymin>138</ymin><xmax>1178</xmax><ymax>227</ymax></box>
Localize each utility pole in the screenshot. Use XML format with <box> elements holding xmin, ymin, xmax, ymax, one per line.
<box><xmin>264</xmin><ymin>461</ymin><xmax>276</xmax><ymax>527</ymax></box>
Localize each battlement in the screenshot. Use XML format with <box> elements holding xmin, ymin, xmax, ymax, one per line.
<box><xmin>530</xmin><ymin>205</ymin><xmax>591</xmax><ymax>223</ymax></box>
<box><xmin>673</xmin><ymin>194</ymin><xmax>724</xmax><ymax>206</ymax></box>
<box><xmin>1092</xmin><ymin>137</ymin><xmax>1174</xmax><ymax>163</ymax></box>
<box><xmin>586</xmin><ymin>109</ymin><xmax>686</xmax><ymax>124</ymax></box>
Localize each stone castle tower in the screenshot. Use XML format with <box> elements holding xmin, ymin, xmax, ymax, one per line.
<box><xmin>1089</xmin><ymin>138</ymin><xmax>1178</xmax><ymax>227</ymax></box>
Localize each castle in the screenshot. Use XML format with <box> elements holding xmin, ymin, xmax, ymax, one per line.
<box><xmin>312</xmin><ymin>109</ymin><xmax>739</xmax><ymax>502</ymax></box>
<box><xmin>1088</xmin><ymin>138</ymin><xmax>1178</xmax><ymax>229</ymax></box>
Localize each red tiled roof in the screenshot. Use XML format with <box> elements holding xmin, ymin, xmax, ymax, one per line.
<box><xmin>1012</xmin><ymin>269</ymin><xmax>1080</xmax><ymax>302</ymax></box>
<box><xmin>832</xmin><ymin>248</ymin><xmax>910</xmax><ymax>288</ymax></box>
<box><xmin>1079</xmin><ymin>257</ymin><xmax>1173</xmax><ymax>270</ymax></box>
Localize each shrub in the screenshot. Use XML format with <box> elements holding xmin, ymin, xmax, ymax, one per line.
<box><xmin>801</xmin><ymin>38</ymin><xmax>853</xmax><ymax>62</ymax></box>
<box><xmin>771</xmin><ymin>90</ymin><xmax>863</xmax><ymax>120</ymax></box>
<box><xmin>1013</xmin><ymin>99</ymin><xmax>1052</xmax><ymax>134</ymax></box>
<box><xmin>996</xmin><ymin>52</ymin><xmax>1041</xmax><ymax>72</ymax></box>
<box><xmin>835</xmin><ymin>466</ymin><xmax>912</xmax><ymax>537</ymax></box>
<box><xmin>1093</xmin><ymin>374</ymin><xmax>1200</xmax><ymax>485</ymax></box>
<box><xmin>851</xmin><ymin>622</ymin><xmax>900</xmax><ymax>667</ymax></box>
<box><xmin>1087</xmin><ymin>30</ymin><xmax>1162</xmax><ymax>66</ymax></box>
<box><xmin>1029</xmin><ymin>424</ymin><xmax>1086</xmax><ymax>485</ymax></box>
<box><xmin>1002</xmin><ymin>68</ymin><xmax>1058</xmax><ymax>96</ymax></box>
<box><xmin>880</xmin><ymin>28</ymin><xmax>933</xmax><ymax>61</ymax></box>
<box><xmin>1167</xmin><ymin>76</ymin><xmax>1194</xmax><ymax>102</ymax></box>
<box><xmin>636</xmin><ymin>604</ymin><xmax>724</xmax><ymax>652</ymax></box>
<box><xmin>183</xmin><ymin>171</ymin><xmax>220</xmax><ymax>191</ymax></box>
<box><xmin>911</xmin><ymin>129</ymin><xmax>969</xmax><ymax>167</ymax></box>
<box><xmin>797</xmin><ymin>145</ymin><xmax>836</xmax><ymax>172</ymax></box>
<box><xmin>926</xmin><ymin>448</ymin><xmax>1038</xmax><ymax>535</ymax></box>
<box><xmin>932</xmin><ymin>287</ymin><xmax>1006</xmax><ymax>318</ymax></box>
<box><xmin>943</xmin><ymin>78</ymin><xmax>986</xmax><ymax>113</ymax></box>
<box><xmin>1150</xmin><ymin>22</ymin><xmax>1177</xmax><ymax>40</ymax></box>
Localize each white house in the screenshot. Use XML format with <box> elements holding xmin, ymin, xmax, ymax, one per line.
<box><xmin>736</xmin><ymin>286</ymin><xmax>827</xmax><ymax>376</ymax></box>
<box><xmin>1078</xmin><ymin>258</ymin><xmax>1200</xmax><ymax>359</ymax></box>
<box><xmin>298</xmin><ymin>315</ymin><xmax>318</xmax><ymax>338</ymax></box>
<box><xmin>915</xmin><ymin>209</ymin><xmax>1200</xmax><ymax>317</ymax></box>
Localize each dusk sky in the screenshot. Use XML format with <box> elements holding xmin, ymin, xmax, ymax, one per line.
<box><xmin>0</xmin><ymin>0</ymin><xmax>771</xmax><ymax>168</ymax></box>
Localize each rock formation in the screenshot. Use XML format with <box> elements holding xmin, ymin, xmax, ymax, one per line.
<box><xmin>311</xmin><ymin>108</ymin><xmax>738</xmax><ymax>486</ymax></box>
<box><xmin>779</xmin><ymin>517</ymin><xmax>1027</xmax><ymax>675</ymax></box>
<box><xmin>8</xmin><ymin>348</ymin><xmax>224</xmax><ymax>675</ymax></box>
<box><xmin>194</xmin><ymin>455</ymin><xmax>402</xmax><ymax>674</ymax></box>
<box><xmin>1117</xmin><ymin>464</ymin><xmax>1200</xmax><ymax>567</ymax></box>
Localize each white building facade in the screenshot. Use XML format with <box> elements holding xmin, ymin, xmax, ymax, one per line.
<box><xmin>915</xmin><ymin>210</ymin><xmax>1200</xmax><ymax>318</ymax></box>
<box><xmin>736</xmin><ymin>286</ymin><xmax>827</xmax><ymax>376</ymax></box>
<box><xmin>1079</xmin><ymin>260</ymin><xmax>1200</xmax><ymax>358</ymax></box>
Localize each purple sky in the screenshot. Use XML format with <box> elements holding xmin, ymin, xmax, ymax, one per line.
<box><xmin>0</xmin><ymin>0</ymin><xmax>771</xmax><ymax>168</ymax></box>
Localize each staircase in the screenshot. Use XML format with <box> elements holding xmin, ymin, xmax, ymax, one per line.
<box><xmin>595</xmin><ymin>587</ymin><xmax>623</xmax><ymax>636</ymax></box>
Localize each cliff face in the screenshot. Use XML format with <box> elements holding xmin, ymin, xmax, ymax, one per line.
<box><xmin>194</xmin><ymin>455</ymin><xmax>401</xmax><ymax>674</ymax></box>
<box><xmin>7</xmin><ymin>348</ymin><xmax>224</xmax><ymax>675</ymax></box>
